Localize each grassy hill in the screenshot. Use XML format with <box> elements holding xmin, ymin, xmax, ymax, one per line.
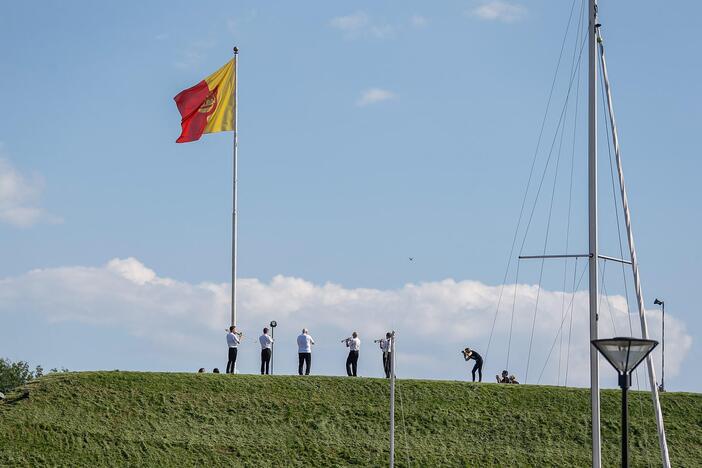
<box><xmin>0</xmin><ymin>372</ymin><xmax>700</xmax><ymax>467</ymax></box>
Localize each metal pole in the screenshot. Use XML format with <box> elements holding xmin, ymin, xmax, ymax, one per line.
<box><xmin>231</xmin><ymin>47</ymin><xmax>239</xmax><ymax>328</ymax></box>
<box><xmin>271</xmin><ymin>326</ymin><xmax>274</xmax><ymax>375</ymax></box>
<box><xmin>588</xmin><ymin>2</ymin><xmax>601</xmax><ymax>467</ymax></box>
<box><xmin>389</xmin><ymin>331</ymin><xmax>395</xmax><ymax>468</ymax></box>
<box><xmin>597</xmin><ymin>32</ymin><xmax>671</xmax><ymax>467</ymax></box>
<box><xmin>661</xmin><ymin>302</ymin><xmax>665</xmax><ymax>391</ymax></box>
<box><xmin>620</xmin><ymin>374</ymin><xmax>630</xmax><ymax>468</ymax></box>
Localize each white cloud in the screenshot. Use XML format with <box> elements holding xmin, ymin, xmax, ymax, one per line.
<box><xmin>410</xmin><ymin>15</ymin><xmax>428</xmax><ymax>28</ymax></box>
<box><xmin>329</xmin><ymin>12</ymin><xmax>395</xmax><ymax>39</ymax></box>
<box><xmin>226</xmin><ymin>9</ymin><xmax>258</xmax><ymax>34</ymax></box>
<box><xmin>356</xmin><ymin>88</ymin><xmax>396</xmax><ymax>107</ymax></box>
<box><xmin>329</xmin><ymin>11</ymin><xmax>370</xmax><ymax>32</ymax></box>
<box><xmin>0</xmin><ymin>257</ymin><xmax>691</xmax><ymax>388</ymax></box>
<box><xmin>471</xmin><ymin>1</ymin><xmax>527</xmax><ymax>23</ymax></box>
<box><xmin>175</xmin><ymin>39</ymin><xmax>216</xmax><ymax>69</ymax></box>
<box><xmin>0</xmin><ymin>153</ymin><xmax>59</xmax><ymax>228</ymax></box>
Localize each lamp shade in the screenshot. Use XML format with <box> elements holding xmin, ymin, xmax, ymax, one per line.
<box><xmin>592</xmin><ymin>337</ymin><xmax>658</xmax><ymax>374</ymax></box>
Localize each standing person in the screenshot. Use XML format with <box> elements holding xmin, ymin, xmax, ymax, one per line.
<box><xmin>462</xmin><ymin>347</ymin><xmax>483</xmax><ymax>382</ymax></box>
<box><xmin>226</xmin><ymin>326</ymin><xmax>240</xmax><ymax>374</ymax></box>
<box><xmin>297</xmin><ymin>328</ymin><xmax>315</xmax><ymax>375</ymax></box>
<box><xmin>259</xmin><ymin>327</ymin><xmax>274</xmax><ymax>375</ymax></box>
<box><xmin>343</xmin><ymin>332</ymin><xmax>361</xmax><ymax>377</ymax></box>
<box><xmin>378</xmin><ymin>332</ymin><xmax>392</xmax><ymax>378</ymax></box>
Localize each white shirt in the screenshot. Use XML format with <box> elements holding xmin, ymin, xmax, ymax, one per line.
<box><xmin>226</xmin><ymin>332</ymin><xmax>240</xmax><ymax>348</ymax></box>
<box><xmin>259</xmin><ymin>334</ymin><xmax>274</xmax><ymax>349</ymax></box>
<box><xmin>345</xmin><ymin>337</ymin><xmax>361</xmax><ymax>351</ymax></box>
<box><xmin>297</xmin><ymin>333</ymin><xmax>315</xmax><ymax>353</ymax></box>
<box><xmin>379</xmin><ymin>338</ymin><xmax>391</xmax><ymax>353</ymax></box>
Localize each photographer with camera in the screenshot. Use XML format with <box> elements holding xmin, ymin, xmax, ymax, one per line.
<box><xmin>342</xmin><ymin>332</ymin><xmax>361</xmax><ymax>377</ymax></box>
<box><xmin>375</xmin><ymin>332</ymin><xmax>393</xmax><ymax>378</ymax></box>
<box><xmin>462</xmin><ymin>347</ymin><xmax>483</xmax><ymax>382</ymax></box>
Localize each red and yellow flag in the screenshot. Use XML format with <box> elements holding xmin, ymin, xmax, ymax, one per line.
<box><xmin>174</xmin><ymin>59</ymin><xmax>235</xmax><ymax>143</ymax></box>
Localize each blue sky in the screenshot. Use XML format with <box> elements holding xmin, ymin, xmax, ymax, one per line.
<box><xmin>1</xmin><ymin>1</ymin><xmax>700</xmax><ymax>392</ymax></box>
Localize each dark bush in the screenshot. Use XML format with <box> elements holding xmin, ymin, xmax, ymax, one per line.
<box><xmin>0</xmin><ymin>358</ymin><xmax>68</xmax><ymax>393</ymax></box>
<box><xmin>0</xmin><ymin>358</ymin><xmax>35</xmax><ymax>393</ymax></box>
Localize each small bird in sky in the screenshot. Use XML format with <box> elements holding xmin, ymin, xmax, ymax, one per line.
<box><xmin>409</xmin><ymin>257</ymin><xmax>414</xmax><ymax>261</ymax></box>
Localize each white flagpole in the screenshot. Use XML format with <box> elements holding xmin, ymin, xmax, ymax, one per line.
<box><xmin>231</xmin><ymin>46</ymin><xmax>239</xmax><ymax>327</ymax></box>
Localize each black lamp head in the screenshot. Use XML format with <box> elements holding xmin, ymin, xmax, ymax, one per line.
<box><xmin>270</xmin><ymin>320</ymin><xmax>277</xmax><ymax>328</ymax></box>
<box><xmin>654</xmin><ymin>298</ymin><xmax>663</xmax><ymax>306</ymax></box>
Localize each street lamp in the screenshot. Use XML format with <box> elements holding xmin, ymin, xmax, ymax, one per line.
<box><xmin>592</xmin><ymin>337</ymin><xmax>658</xmax><ymax>468</ymax></box>
<box><xmin>269</xmin><ymin>320</ymin><xmax>278</xmax><ymax>375</ymax></box>
<box><xmin>653</xmin><ymin>298</ymin><xmax>665</xmax><ymax>392</ymax></box>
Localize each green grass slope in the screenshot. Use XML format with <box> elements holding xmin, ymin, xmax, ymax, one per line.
<box><xmin>0</xmin><ymin>372</ymin><xmax>700</xmax><ymax>467</ymax></box>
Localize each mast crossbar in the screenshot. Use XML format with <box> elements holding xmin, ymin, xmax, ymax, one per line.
<box><xmin>519</xmin><ymin>254</ymin><xmax>590</xmax><ymax>260</ymax></box>
<box><xmin>597</xmin><ymin>254</ymin><xmax>631</xmax><ymax>265</ymax></box>
<box><xmin>518</xmin><ymin>254</ymin><xmax>631</xmax><ymax>265</ymax></box>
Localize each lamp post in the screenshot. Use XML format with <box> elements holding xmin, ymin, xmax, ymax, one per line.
<box><xmin>653</xmin><ymin>298</ymin><xmax>665</xmax><ymax>392</ymax></box>
<box><xmin>269</xmin><ymin>320</ymin><xmax>277</xmax><ymax>375</ymax></box>
<box><xmin>592</xmin><ymin>337</ymin><xmax>658</xmax><ymax>468</ymax></box>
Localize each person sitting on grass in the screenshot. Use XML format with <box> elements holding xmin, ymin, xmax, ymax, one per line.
<box><xmin>496</xmin><ymin>370</ymin><xmax>520</xmax><ymax>384</ymax></box>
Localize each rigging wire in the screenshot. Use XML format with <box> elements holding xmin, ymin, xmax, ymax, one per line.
<box><xmin>524</xmin><ymin>106</ymin><xmax>568</xmax><ymax>383</ymax></box>
<box><xmin>598</xmin><ymin>260</ymin><xmax>618</xmax><ymax>335</ymax></box>
<box><xmin>515</xmin><ymin>30</ymin><xmax>587</xmax><ymax>262</ymax></box>
<box><xmin>506</xmin><ymin>261</ymin><xmax>521</xmax><ymax>370</ymax></box>
<box><xmin>536</xmin><ymin>260</ymin><xmax>589</xmax><ymax>384</ymax></box>
<box><xmin>523</xmin><ymin>25</ymin><xmax>588</xmax><ymax>383</ymax></box>
<box><xmin>562</xmin><ymin>0</ymin><xmax>586</xmax><ymax>386</ymax></box>
<box><xmin>483</xmin><ymin>0</ymin><xmax>581</xmax><ymax>368</ymax></box>
<box><xmin>564</xmin><ymin>257</ymin><xmax>579</xmax><ymax>386</ymax></box>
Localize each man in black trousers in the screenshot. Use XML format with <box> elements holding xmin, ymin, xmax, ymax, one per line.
<box><xmin>259</xmin><ymin>327</ymin><xmax>273</xmax><ymax>375</ymax></box>
<box><xmin>297</xmin><ymin>328</ymin><xmax>315</xmax><ymax>375</ymax></box>
<box><xmin>379</xmin><ymin>332</ymin><xmax>393</xmax><ymax>378</ymax></box>
<box><xmin>226</xmin><ymin>326</ymin><xmax>240</xmax><ymax>374</ymax></box>
<box><xmin>343</xmin><ymin>331</ymin><xmax>360</xmax><ymax>376</ymax></box>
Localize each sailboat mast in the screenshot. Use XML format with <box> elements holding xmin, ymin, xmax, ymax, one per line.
<box><xmin>587</xmin><ymin>1</ymin><xmax>602</xmax><ymax>467</ymax></box>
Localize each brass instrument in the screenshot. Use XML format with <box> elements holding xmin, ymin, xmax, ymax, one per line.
<box><xmin>225</xmin><ymin>329</ymin><xmax>245</xmax><ymax>339</ymax></box>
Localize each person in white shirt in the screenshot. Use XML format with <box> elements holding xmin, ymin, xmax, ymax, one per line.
<box><xmin>297</xmin><ymin>328</ymin><xmax>315</xmax><ymax>375</ymax></box>
<box><xmin>259</xmin><ymin>327</ymin><xmax>274</xmax><ymax>375</ymax></box>
<box><xmin>226</xmin><ymin>326</ymin><xmax>241</xmax><ymax>374</ymax></box>
<box><xmin>378</xmin><ymin>332</ymin><xmax>392</xmax><ymax>378</ymax></box>
<box><xmin>343</xmin><ymin>331</ymin><xmax>361</xmax><ymax>377</ymax></box>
